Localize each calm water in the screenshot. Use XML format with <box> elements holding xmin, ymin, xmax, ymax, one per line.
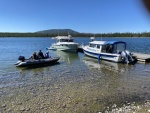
<box><xmin>0</xmin><ymin>37</ymin><xmax>150</xmax><ymax>112</ymax></box>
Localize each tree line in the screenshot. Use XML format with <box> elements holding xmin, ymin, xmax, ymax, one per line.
<box><xmin>0</xmin><ymin>32</ymin><xmax>150</xmax><ymax>37</ymax></box>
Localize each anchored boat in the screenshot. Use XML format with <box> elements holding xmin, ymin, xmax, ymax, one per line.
<box><xmin>47</xmin><ymin>35</ymin><xmax>79</xmax><ymax>52</ymax></box>
<box><xmin>83</xmin><ymin>40</ymin><xmax>136</xmax><ymax>64</ymax></box>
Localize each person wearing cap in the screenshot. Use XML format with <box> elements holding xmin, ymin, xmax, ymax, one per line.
<box><xmin>45</xmin><ymin>51</ymin><xmax>49</xmax><ymax>59</ymax></box>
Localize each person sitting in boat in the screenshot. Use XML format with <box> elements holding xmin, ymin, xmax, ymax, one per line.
<box><xmin>45</xmin><ymin>51</ymin><xmax>50</xmax><ymax>59</ymax></box>
<box><xmin>30</xmin><ymin>52</ymin><xmax>38</xmax><ymax>60</ymax></box>
<box><xmin>38</xmin><ymin>50</ymin><xmax>44</xmax><ymax>59</ymax></box>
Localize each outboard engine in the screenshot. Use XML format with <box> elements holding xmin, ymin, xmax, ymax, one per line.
<box><xmin>18</xmin><ymin>56</ymin><xmax>25</xmax><ymax>62</ymax></box>
<box><xmin>121</xmin><ymin>51</ymin><xmax>136</xmax><ymax>64</ymax></box>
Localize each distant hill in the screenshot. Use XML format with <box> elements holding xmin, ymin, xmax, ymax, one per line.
<box><xmin>35</xmin><ymin>29</ymin><xmax>80</xmax><ymax>35</ymax></box>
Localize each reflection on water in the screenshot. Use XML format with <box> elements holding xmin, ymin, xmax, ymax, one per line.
<box><xmin>83</xmin><ymin>56</ymin><xmax>123</xmax><ymax>72</ymax></box>
<box><xmin>53</xmin><ymin>50</ymin><xmax>79</xmax><ymax>64</ymax></box>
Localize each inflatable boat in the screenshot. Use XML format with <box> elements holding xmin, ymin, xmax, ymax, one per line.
<box><xmin>15</xmin><ymin>56</ymin><xmax>60</xmax><ymax>67</ymax></box>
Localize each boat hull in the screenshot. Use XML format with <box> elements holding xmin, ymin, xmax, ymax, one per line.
<box><xmin>83</xmin><ymin>49</ymin><xmax>122</xmax><ymax>63</ymax></box>
<box><xmin>51</xmin><ymin>44</ymin><xmax>78</xmax><ymax>52</ymax></box>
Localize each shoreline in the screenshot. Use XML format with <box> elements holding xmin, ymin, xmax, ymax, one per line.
<box><xmin>0</xmin><ymin>36</ymin><xmax>150</xmax><ymax>38</ymax></box>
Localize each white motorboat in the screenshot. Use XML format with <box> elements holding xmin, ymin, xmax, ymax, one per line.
<box><xmin>48</xmin><ymin>35</ymin><xmax>79</xmax><ymax>52</ymax></box>
<box><xmin>83</xmin><ymin>40</ymin><xmax>136</xmax><ymax>64</ymax></box>
<box><xmin>51</xmin><ymin>37</ymin><xmax>56</xmax><ymax>39</ymax></box>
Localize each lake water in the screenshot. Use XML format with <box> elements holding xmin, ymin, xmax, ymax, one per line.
<box><xmin>0</xmin><ymin>37</ymin><xmax>150</xmax><ymax>113</ymax></box>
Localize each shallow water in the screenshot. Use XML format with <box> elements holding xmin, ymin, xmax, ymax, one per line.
<box><xmin>0</xmin><ymin>37</ymin><xmax>150</xmax><ymax>112</ymax></box>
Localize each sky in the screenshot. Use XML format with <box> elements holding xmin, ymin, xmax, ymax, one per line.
<box><xmin>0</xmin><ymin>0</ymin><xmax>150</xmax><ymax>33</ymax></box>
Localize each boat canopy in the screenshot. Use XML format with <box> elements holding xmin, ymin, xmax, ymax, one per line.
<box><xmin>89</xmin><ymin>41</ymin><xmax>106</xmax><ymax>45</ymax></box>
<box><xmin>103</xmin><ymin>41</ymin><xmax>126</xmax><ymax>45</ymax></box>
<box><xmin>89</xmin><ymin>41</ymin><xmax>126</xmax><ymax>45</ymax></box>
<box><xmin>89</xmin><ymin>41</ymin><xmax>127</xmax><ymax>53</ymax></box>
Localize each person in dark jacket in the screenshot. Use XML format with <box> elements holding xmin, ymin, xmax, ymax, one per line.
<box><xmin>38</xmin><ymin>50</ymin><xmax>44</xmax><ymax>59</ymax></box>
<box><xmin>30</xmin><ymin>52</ymin><xmax>38</xmax><ymax>60</ymax></box>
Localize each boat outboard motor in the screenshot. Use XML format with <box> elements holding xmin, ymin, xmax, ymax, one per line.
<box><xmin>121</xmin><ymin>51</ymin><xmax>129</xmax><ymax>63</ymax></box>
<box><xmin>121</xmin><ymin>51</ymin><xmax>135</xmax><ymax>64</ymax></box>
<box><xmin>125</xmin><ymin>50</ymin><xmax>134</xmax><ymax>62</ymax></box>
<box><xmin>18</xmin><ymin>56</ymin><xmax>25</xmax><ymax>62</ymax></box>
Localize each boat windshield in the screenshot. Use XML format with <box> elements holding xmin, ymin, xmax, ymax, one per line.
<box><xmin>116</xmin><ymin>43</ymin><xmax>126</xmax><ymax>51</ymax></box>
<box><xmin>102</xmin><ymin>44</ymin><xmax>113</xmax><ymax>53</ymax></box>
<box><xmin>113</xmin><ymin>43</ymin><xmax>126</xmax><ymax>53</ymax></box>
<box><xmin>59</xmin><ymin>39</ymin><xmax>74</xmax><ymax>42</ymax></box>
<box><xmin>89</xmin><ymin>44</ymin><xmax>101</xmax><ymax>49</ymax></box>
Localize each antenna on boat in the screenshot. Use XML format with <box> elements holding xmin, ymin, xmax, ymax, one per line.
<box><xmin>90</xmin><ymin>33</ymin><xmax>95</xmax><ymax>41</ymax></box>
<box><xmin>68</xmin><ymin>32</ymin><xmax>69</xmax><ymax>36</ymax></box>
<box><xmin>57</xmin><ymin>31</ymin><xmax>59</xmax><ymax>36</ymax></box>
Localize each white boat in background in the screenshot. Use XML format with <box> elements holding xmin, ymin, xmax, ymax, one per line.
<box><xmin>48</xmin><ymin>35</ymin><xmax>79</xmax><ymax>52</ymax></box>
<box><xmin>83</xmin><ymin>40</ymin><xmax>136</xmax><ymax>64</ymax></box>
<box><xmin>51</xmin><ymin>37</ymin><xmax>56</xmax><ymax>39</ymax></box>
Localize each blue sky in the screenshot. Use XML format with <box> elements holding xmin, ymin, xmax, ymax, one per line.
<box><xmin>0</xmin><ymin>0</ymin><xmax>150</xmax><ymax>33</ymax></box>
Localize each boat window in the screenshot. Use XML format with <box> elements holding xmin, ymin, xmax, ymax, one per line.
<box><xmin>89</xmin><ymin>44</ymin><xmax>97</xmax><ymax>48</ymax></box>
<box><xmin>97</xmin><ymin>45</ymin><xmax>100</xmax><ymax>49</ymax></box>
<box><xmin>115</xmin><ymin>43</ymin><xmax>126</xmax><ymax>53</ymax></box>
<box><xmin>68</xmin><ymin>39</ymin><xmax>73</xmax><ymax>42</ymax></box>
<box><xmin>112</xmin><ymin>44</ymin><xmax>117</xmax><ymax>53</ymax></box>
<box><xmin>106</xmin><ymin>45</ymin><xmax>113</xmax><ymax>53</ymax></box>
<box><xmin>101</xmin><ymin>45</ymin><xmax>106</xmax><ymax>52</ymax></box>
<box><xmin>61</xmin><ymin>39</ymin><xmax>68</xmax><ymax>42</ymax></box>
<box><xmin>102</xmin><ymin>44</ymin><xmax>113</xmax><ymax>53</ymax></box>
<box><xmin>89</xmin><ymin>44</ymin><xmax>92</xmax><ymax>47</ymax></box>
<box><xmin>59</xmin><ymin>39</ymin><xmax>73</xmax><ymax>42</ymax></box>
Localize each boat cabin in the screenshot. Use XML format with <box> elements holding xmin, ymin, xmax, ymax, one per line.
<box><xmin>57</xmin><ymin>38</ymin><xmax>74</xmax><ymax>42</ymax></box>
<box><xmin>56</xmin><ymin>36</ymin><xmax>74</xmax><ymax>43</ymax></box>
<box><xmin>88</xmin><ymin>41</ymin><xmax>126</xmax><ymax>54</ymax></box>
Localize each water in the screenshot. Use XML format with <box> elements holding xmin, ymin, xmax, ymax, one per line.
<box><xmin>0</xmin><ymin>37</ymin><xmax>150</xmax><ymax>112</ymax></box>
